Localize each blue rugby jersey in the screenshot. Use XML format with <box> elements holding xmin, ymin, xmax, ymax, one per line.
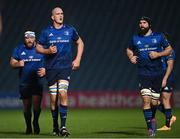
<box><xmin>129</xmin><ymin>32</ymin><xmax>170</xmax><ymax>76</ymax></box>
<box><xmin>38</xmin><ymin>24</ymin><xmax>79</xmax><ymax>70</ymax></box>
<box><xmin>12</xmin><ymin>44</ymin><xmax>44</xmax><ymax>86</ymax></box>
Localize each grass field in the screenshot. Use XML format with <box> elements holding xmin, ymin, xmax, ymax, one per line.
<box><xmin>0</xmin><ymin>108</ymin><xmax>179</xmax><ymax>138</ymax></box>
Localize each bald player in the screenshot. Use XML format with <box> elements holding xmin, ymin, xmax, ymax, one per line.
<box><xmin>36</xmin><ymin>7</ymin><xmax>84</xmax><ymax>137</ymax></box>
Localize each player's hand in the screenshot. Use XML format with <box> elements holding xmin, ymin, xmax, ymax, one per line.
<box><xmin>162</xmin><ymin>77</ymin><xmax>167</xmax><ymax>88</ymax></box>
<box><xmin>37</xmin><ymin>68</ymin><xmax>46</xmax><ymax>77</ymax></box>
<box><xmin>48</xmin><ymin>45</ymin><xmax>57</xmax><ymax>54</ymax></box>
<box><xmin>18</xmin><ymin>60</ymin><xmax>24</xmax><ymax>67</ymax></box>
<box><xmin>72</xmin><ymin>59</ymin><xmax>80</xmax><ymax>70</ymax></box>
<box><xmin>130</xmin><ymin>56</ymin><xmax>138</xmax><ymax>64</ymax></box>
<box><xmin>149</xmin><ymin>51</ymin><xmax>160</xmax><ymax>59</ymax></box>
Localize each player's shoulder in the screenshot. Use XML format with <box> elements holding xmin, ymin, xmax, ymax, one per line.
<box><xmin>16</xmin><ymin>44</ymin><xmax>25</xmax><ymax>50</ymax></box>
<box><xmin>13</xmin><ymin>44</ymin><xmax>25</xmax><ymax>53</ymax></box>
<box><xmin>40</xmin><ymin>25</ymin><xmax>53</xmax><ymax>33</ymax></box>
<box><xmin>132</xmin><ymin>33</ymin><xmax>141</xmax><ymax>40</ymax></box>
<box><xmin>63</xmin><ymin>24</ymin><xmax>77</xmax><ymax>31</ymax></box>
<box><xmin>152</xmin><ymin>32</ymin><xmax>164</xmax><ymax>37</ymax></box>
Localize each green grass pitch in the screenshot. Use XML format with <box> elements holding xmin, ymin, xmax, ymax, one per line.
<box><xmin>0</xmin><ymin>108</ymin><xmax>179</xmax><ymax>138</ymax></box>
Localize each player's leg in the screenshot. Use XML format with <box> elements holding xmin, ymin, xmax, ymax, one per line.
<box><xmin>150</xmin><ymin>74</ymin><xmax>163</xmax><ymax>131</ymax></box>
<box><xmin>151</xmin><ymin>90</ymin><xmax>160</xmax><ymax>119</ymax></box>
<box><xmin>139</xmin><ymin>75</ymin><xmax>154</xmax><ymax>137</ymax></box>
<box><xmin>141</xmin><ymin>91</ymin><xmax>155</xmax><ymax>137</ymax></box>
<box><xmin>157</xmin><ymin>92</ymin><xmax>176</xmax><ymax>130</ymax></box>
<box><xmin>162</xmin><ymin>92</ymin><xmax>176</xmax><ymax>127</ymax></box>
<box><xmin>58</xmin><ymin>79</ymin><xmax>70</xmax><ymax>137</ymax></box>
<box><xmin>22</xmin><ymin>98</ymin><xmax>32</xmax><ymax>134</ymax></box>
<box><xmin>151</xmin><ymin>91</ymin><xmax>160</xmax><ymax>132</ymax></box>
<box><xmin>157</xmin><ymin>79</ymin><xmax>176</xmax><ymax>131</ymax></box>
<box><xmin>32</xmin><ymin>93</ymin><xmax>42</xmax><ymax>134</ymax></box>
<box><xmin>20</xmin><ymin>86</ymin><xmax>33</xmax><ymax>134</ymax></box>
<box><xmin>49</xmin><ymin>83</ymin><xmax>59</xmax><ymax>135</ymax></box>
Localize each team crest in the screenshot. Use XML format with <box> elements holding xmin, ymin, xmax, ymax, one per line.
<box><xmin>152</xmin><ymin>39</ymin><xmax>157</xmax><ymax>43</ymax></box>
<box><xmin>64</xmin><ymin>31</ymin><xmax>69</xmax><ymax>36</ymax></box>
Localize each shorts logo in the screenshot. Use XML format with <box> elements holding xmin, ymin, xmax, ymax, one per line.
<box><xmin>164</xmin><ymin>87</ymin><xmax>169</xmax><ymax>90</ymax></box>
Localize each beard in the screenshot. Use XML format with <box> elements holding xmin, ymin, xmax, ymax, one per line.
<box><xmin>26</xmin><ymin>42</ymin><xmax>34</xmax><ymax>48</ymax></box>
<box><xmin>139</xmin><ymin>27</ymin><xmax>150</xmax><ymax>35</ymax></box>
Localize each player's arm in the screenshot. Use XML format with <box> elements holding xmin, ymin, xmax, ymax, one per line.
<box><xmin>72</xmin><ymin>37</ymin><xmax>84</xmax><ymax>70</ymax></box>
<box><xmin>126</xmin><ymin>48</ymin><xmax>138</xmax><ymax>64</ymax></box>
<box><xmin>162</xmin><ymin>59</ymin><xmax>174</xmax><ymax>87</ymax></box>
<box><xmin>10</xmin><ymin>57</ymin><xmax>24</xmax><ymax>68</ymax></box>
<box><xmin>36</xmin><ymin>43</ymin><xmax>57</xmax><ymax>55</ymax></box>
<box><xmin>149</xmin><ymin>46</ymin><xmax>172</xmax><ymax>59</ymax></box>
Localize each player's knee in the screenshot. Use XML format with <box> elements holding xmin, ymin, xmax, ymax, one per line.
<box><xmin>151</xmin><ymin>100</ymin><xmax>158</xmax><ymax>106</ymax></box>
<box><xmin>143</xmin><ymin>99</ymin><xmax>151</xmax><ymax>106</ymax></box>
<box><xmin>58</xmin><ymin>81</ymin><xmax>69</xmax><ymax>94</ymax></box>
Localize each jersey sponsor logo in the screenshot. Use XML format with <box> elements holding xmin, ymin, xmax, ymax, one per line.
<box><xmin>21</xmin><ymin>51</ymin><xmax>26</xmax><ymax>55</ymax></box>
<box><xmin>139</xmin><ymin>47</ymin><xmax>157</xmax><ymax>52</ymax></box>
<box><xmin>137</xmin><ymin>41</ymin><xmax>142</xmax><ymax>45</ymax></box>
<box><xmin>49</xmin><ymin>39</ymin><xmax>70</xmax><ymax>44</ymax></box>
<box><xmin>49</xmin><ymin>33</ymin><xmax>54</xmax><ymax>36</ymax></box>
<box><xmin>144</xmin><ymin>45</ymin><xmax>149</xmax><ymax>48</ymax></box>
<box><xmin>29</xmin><ymin>56</ymin><xmax>33</xmax><ymax>59</ymax></box>
<box><xmin>23</xmin><ymin>58</ymin><xmax>41</xmax><ymax>62</ymax></box>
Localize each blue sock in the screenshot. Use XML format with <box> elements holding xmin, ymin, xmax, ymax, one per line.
<box><xmin>143</xmin><ymin>109</ymin><xmax>152</xmax><ymax>130</ymax></box>
<box><xmin>165</xmin><ymin>108</ymin><xmax>172</xmax><ymax>127</ymax></box>
<box><xmin>151</xmin><ymin>105</ymin><xmax>157</xmax><ymax>119</ymax></box>
<box><xmin>157</xmin><ymin>102</ymin><xmax>165</xmax><ymax>114</ymax></box>
<box><xmin>59</xmin><ymin>104</ymin><xmax>68</xmax><ymax>128</ymax></box>
<box><xmin>51</xmin><ymin>107</ymin><xmax>58</xmax><ymax>129</ymax></box>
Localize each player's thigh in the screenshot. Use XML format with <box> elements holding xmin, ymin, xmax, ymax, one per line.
<box><xmin>139</xmin><ymin>75</ymin><xmax>152</xmax><ymax>97</ymax></box>
<box><xmin>58</xmin><ymin>80</ymin><xmax>69</xmax><ymax>102</ymax></box>
<box><xmin>151</xmin><ymin>75</ymin><xmax>163</xmax><ymax>100</ymax></box>
<box><xmin>19</xmin><ymin>85</ymin><xmax>32</xmax><ymax>99</ymax></box>
<box><xmin>162</xmin><ymin>92</ymin><xmax>172</xmax><ymax>102</ymax></box>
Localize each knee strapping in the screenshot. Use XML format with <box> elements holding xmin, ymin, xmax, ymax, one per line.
<box><xmin>58</xmin><ymin>81</ymin><xmax>69</xmax><ymax>93</ymax></box>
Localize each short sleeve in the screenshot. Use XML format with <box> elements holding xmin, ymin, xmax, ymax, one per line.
<box><xmin>128</xmin><ymin>38</ymin><xmax>135</xmax><ymax>51</ymax></box>
<box><xmin>38</xmin><ymin>30</ymin><xmax>47</xmax><ymax>46</ymax></box>
<box><xmin>72</xmin><ymin>27</ymin><xmax>79</xmax><ymax>41</ymax></box>
<box><xmin>161</xmin><ymin>33</ymin><xmax>170</xmax><ymax>49</ymax></box>
<box><xmin>11</xmin><ymin>47</ymin><xmax>20</xmax><ymax>60</ymax></box>
<box><xmin>167</xmin><ymin>50</ymin><xmax>175</xmax><ymax>61</ymax></box>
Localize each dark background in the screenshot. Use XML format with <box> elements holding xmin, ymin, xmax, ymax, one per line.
<box><xmin>0</xmin><ymin>0</ymin><xmax>179</xmax><ymax>92</ymax></box>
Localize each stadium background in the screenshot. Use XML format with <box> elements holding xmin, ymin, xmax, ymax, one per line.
<box><xmin>0</xmin><ymin>0</ymin><xmax>180</xmax><ymax>108</ymax></box>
